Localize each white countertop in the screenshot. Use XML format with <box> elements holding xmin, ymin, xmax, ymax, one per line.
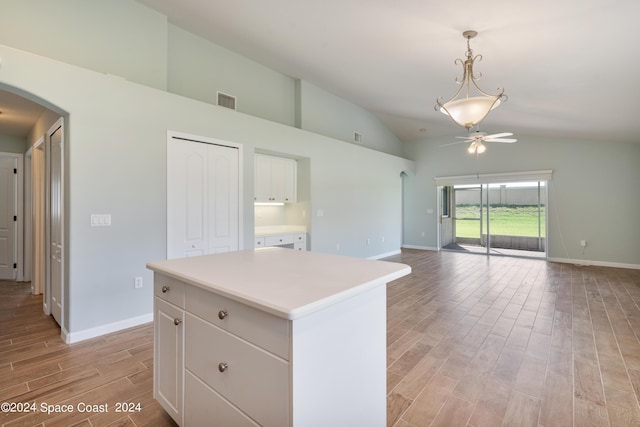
<box><xmin>255</xmin><ymin>225</ymin><xmax>307</xmax><ymax>237</ymax></box>
<box><xmin>147</xmin><ymin>248</ymin><xmax>410</xmax><ymax>320</ymax></box>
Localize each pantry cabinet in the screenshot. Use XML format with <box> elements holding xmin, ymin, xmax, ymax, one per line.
<box><xmin>254</xmin><ymin>154</ymin><xmax>296</xmax><ymax>203</ymax></box>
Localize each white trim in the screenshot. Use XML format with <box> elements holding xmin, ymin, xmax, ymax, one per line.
<box><xmin>367</xmin><ymin>249</ymin><xmax>401</xmax><ymax>260</ymax></box>
<box><xmin>64</xmin><ymin>313</ymin><xmax>154</xmax><ymax>344</ymax></box>
<box><xmin>24</xmin><ymin>149</ymin><xmax>32</xmax><ymax>284</ymax></box>
<box><xmin>401</xmin><ymin>245</ymin><xmax>439</xmax><ymax>251</ymax></box>
<box><xmin>434</xmin><ymin>170</ymin><xmax>553</xmax><ymax>186</ymax></box>
<box><xmin>547</xmin><ymin>257</ymin><xmax>640</xmax><ymax>271</ymax></box>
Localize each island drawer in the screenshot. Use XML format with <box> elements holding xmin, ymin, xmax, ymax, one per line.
<box><xmin>154</xmin><ymin>274</ymin><xmax>185</xmax><ymax>308</ymax></box>
<box><xmin>185</xmin><ymin>371</ymin><xmax>259</xmax><ymax>427</ymax></box>
<box><xmin>185</xmin><ymin>314</ymin><xmax>290</xmax><ymax>427</ymax></box>
<box><xmin>185</xmin><ymin>285</ymin><xmax>290</xmax><ymax>360</ymax></box>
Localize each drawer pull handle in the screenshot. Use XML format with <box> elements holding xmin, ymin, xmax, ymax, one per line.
<box><xmin>218</xmin><ymin>362</ymin><xmax>228</xmax><ymax>373</ymax></box>
<box><xmin>218</xmin><ymin>310</ymin><xmax>228</xmax><ymax>320</ymax></box>
<box><xmin>174</xmin><ymin>318</ymin><xmax>182</xmax><ymax>326</ymax></box>
<box><xmin>162</xmin><ymin>285</ymin><xmax>170</xmax><ymax>293</ymax></box>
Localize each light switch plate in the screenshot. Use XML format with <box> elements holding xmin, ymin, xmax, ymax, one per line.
<box><xmin>91</xmin><ymin>214</ymin><xmax>111</xmax><ymax>227</ymax></box>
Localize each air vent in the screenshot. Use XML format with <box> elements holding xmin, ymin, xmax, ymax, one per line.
<box><xmin>217</xmin><ymin>92</ymin><xmax>237</xmax><ymax>110</ymax></box>
<box><xmin>354</xmin><ymin>132</ymin><xmax>363</xmax><ymax>143</ymax></box>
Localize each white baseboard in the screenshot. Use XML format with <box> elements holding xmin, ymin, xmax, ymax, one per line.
<box><xmin>401</xmin><ymin>245</ymin><xmax>439</xmax><ymax>251</ymax></box>
<box><xmin>547</xmin><ymin>257</ymin><xmax>640</xmax><ymax>270</ymax></box>
<box><xmin>368</xmin><ymin>249</ymin><xmax>402</xmax><ymax>260</ymax></box>
<box><xmin>64</xmin><ymin>313</ymin><xmax>153</xmax><ymax>344</ymax></box>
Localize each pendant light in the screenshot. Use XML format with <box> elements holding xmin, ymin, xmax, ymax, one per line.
<box><xmin>435</xmin><ymin>30</ymin><xmax>507</xmax><ymax>130</ymax></box>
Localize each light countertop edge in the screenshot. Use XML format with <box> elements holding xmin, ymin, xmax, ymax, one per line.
<box><xmin>147</xmin><ymin>249</ymin><xmax>411</xmax><ymax>320</ymax></box>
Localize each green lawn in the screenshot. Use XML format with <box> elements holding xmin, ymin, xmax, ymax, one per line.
<box><xmin>455</xmin><ymin>205</ymin><xmax>545</xmax><ymax>238</ymax></box>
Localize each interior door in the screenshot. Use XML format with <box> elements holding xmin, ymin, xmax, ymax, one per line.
<box><xmin>49</xmin><ymin>123</ymin><xmax>63</xmax><ymax>325</ymax></box>
<box><xmin>0</xmin><ymin>154</ymin><xmax>18</xmax><ymax>280</ymax></box>
<box><xmin>167</xmin><ymin>135</ymin><xmax>240</xmax><ymax>259</ymax></box>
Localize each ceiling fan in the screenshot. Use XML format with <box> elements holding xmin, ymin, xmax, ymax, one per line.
<box><xmin>441</xmin><ymin>130</ymin><xmax>517</xmax><ymax>154</ymax></box>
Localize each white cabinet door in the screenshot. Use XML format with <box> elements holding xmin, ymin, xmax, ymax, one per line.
<box><xmin>167</xmin><ymin>136</ymin><xmax>240</xmax><ymax>259</ymax></box>
<box><xmin>269</xmin><ymin>156</ymin><xmax>286</xmax><ymax>202</ymax></box>
<box><xmin>155</xmin><ymin>297</ymin><xmax>184</xmax><ymax>425</ymax></box>
<box><xmin>254</xmin><ymin>154</ymin><xmax>272</xmax><ymax>203</ymax></box>
<box><xmin>283</xmin><ymin>158</ymin><xmax>297</xmax><ymax>203</ymax></box>
<box><xmin>254</xmin><ymin>154</ymin><xmax>296</xmax><ymax>203</ymax></box>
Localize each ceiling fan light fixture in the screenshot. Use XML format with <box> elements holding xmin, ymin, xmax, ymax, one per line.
<box><xmin>467</xmin><ymin>141</ymin><xmax>477</xmax><ymax>154</ymax></box>
<box><xmin>466</xmin><ymin>140</ymin><xmax>486</xmax><ymax>154</ymax></box>
<box><xmin>435</xmin><ymin>30</ymin><xmax>507</xmax><ymax>130</ymax></box>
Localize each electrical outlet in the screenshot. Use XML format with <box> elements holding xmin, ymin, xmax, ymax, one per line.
<box><xmin>134</xmin><ymin>277</ymin><xmax>143</xmax><ymax>289</ymax></box>
<box><xmin>366</xmin><ymin>238</ymin><xmax>371</xmax><ymax>245</ymax></box>
<box><xmin>580</xmin><ymin>240</ymin><xmax>587</xmax><ymax>247</ymax></box>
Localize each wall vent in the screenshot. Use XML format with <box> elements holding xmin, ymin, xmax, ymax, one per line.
<box><xmin>354</xmin><ymin>132</ymin><xmax>363</xmax><ymax>143</ymax></box>
<box><xmin>217</xmin><ymin>92</ymin><xmax>237</xmax><ymax>110</ymax></box>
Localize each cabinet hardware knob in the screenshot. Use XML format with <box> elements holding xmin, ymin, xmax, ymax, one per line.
<box><xmin>218</xmin><ymin>310</ymin><xmax>228</xmax><ymax>320</ymax></box>
<box><xmin>174</xmin><ymin>318</ymin><xmax>182</xmax><ymax>326</ymax></box>
<box><xmin>218</xmin><ymin>362</ymin><xmax>228</xmax><ymax>373</ymax></box>
<box><xmin>162</xmin><ymin>285</ymin><xmax>170</xmax><ymax>293</ymax></box>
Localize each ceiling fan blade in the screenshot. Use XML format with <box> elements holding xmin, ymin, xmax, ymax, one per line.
<box><xmin>484</xmin><ymin>132</ymin><xmax>513</xmax><ymax>139</ymax></box>
<box><xmin>455</xmin><ymin>136</ymin><xmax>472</xmax><ymax>139</ymax></box>
<box><xmin>440</xmin><ymin>140</ymin><xmax>469</xmax><ymax>147</ymax></box>
<box><xmin>485</xmin><ymin>138</ymin><xmax>517</xmax><ymax>143</ymax></box>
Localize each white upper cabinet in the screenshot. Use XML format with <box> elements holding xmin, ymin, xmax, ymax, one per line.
<box><xmin>254</xmin><ymin>154</ymin><xmax>297</xmax><ymax>203</ymax></box>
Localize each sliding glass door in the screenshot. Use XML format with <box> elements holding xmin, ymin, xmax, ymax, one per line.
<box><xmin>441</xmin><ymin>181</ymin><xmax>547</xmax><ymax>258</ymax></box>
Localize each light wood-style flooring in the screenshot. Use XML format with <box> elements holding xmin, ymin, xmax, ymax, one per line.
<box><xmin>2</xmin><ymin>249</ymin><xmax>640</xmax><ymax>426</ymax></box>
<box><xmin>0</xmin><ymin>280</ymin><xmax>176</xmax><ymax>427</ymax></box>
<box><xmin>384</xmin><ymin>250</ymin><xmax>640</xmax><ymax>427</ymax></box>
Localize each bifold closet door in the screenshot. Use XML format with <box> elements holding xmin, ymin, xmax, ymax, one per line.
<box><xmin>167</xmin><ymin>138</ymin><xmax>239</xmax><ymax>259</ymax></box>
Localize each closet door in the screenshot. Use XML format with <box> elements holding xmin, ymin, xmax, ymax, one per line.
<box><xmin>167</xmin><ymin>136</ymin><xmax>240</xmax><ymax>259</ymax></box>
<box><xmin>208</xmin><ymin>144</ymin><xmax>239</xmax><ymax>253</ymax></box>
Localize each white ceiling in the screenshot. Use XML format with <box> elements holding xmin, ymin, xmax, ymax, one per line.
<box><xmin>135</xmin><ymin>0</ymin><xmax>639</xmax><ymax>143</ymax></box>
<box><xmin>3</xmin><ymin>0</ymin><xmax>639</xmax><ymax>143</ymax></box>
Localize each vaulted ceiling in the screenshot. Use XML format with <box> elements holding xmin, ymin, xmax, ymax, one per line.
<box><xmin>2</xmin><ymin>1</ymin><xmax>638</xmax><ymax>144</ymax></box>
<box><xmin>137</xmin><ymin>0</ymin><xmax>640</xmax><ymax>143</ymax></box>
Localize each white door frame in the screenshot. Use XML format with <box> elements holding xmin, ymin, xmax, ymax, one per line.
<box><xmin>24</xmin><ymin>148</ymin><xmax>33</xmax><ymax>284</ymax></box>
<box><xmin>0</xmin><ymin>152</ymin><xmax>23</xmax><ymax>281</ymax></box>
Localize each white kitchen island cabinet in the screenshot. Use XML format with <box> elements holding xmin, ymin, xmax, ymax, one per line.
<box><xmin>147</xmin><ymin>247</ymin><xmax>411</xmax><ymax>427</ymax></box>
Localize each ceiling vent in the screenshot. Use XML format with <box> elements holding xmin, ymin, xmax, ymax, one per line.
<box><xmin>217</xmin><ymin>92</ymin><xmax>237</xmax><ymax>110</ymax></box>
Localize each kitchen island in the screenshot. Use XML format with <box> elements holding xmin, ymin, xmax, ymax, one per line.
<box><xmin>147</xmin><ymin>247</ymin><xmax>411</xmax><ymax>427</ymax></box>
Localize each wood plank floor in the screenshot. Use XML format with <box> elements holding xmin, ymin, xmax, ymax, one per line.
<box><xmin>0</xmin><ymin>280</ymin><xmax>176</xmax><ymax>427</ymax></box>
<box><xmin>2</xmin><ymin>249</ymin><xmax>640</xmax><ymax>426</ymax></box>
<box><xmin>384</xmin><ymin>249</ymin><xmax>640</xmax><ymax>427</ymax></box>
